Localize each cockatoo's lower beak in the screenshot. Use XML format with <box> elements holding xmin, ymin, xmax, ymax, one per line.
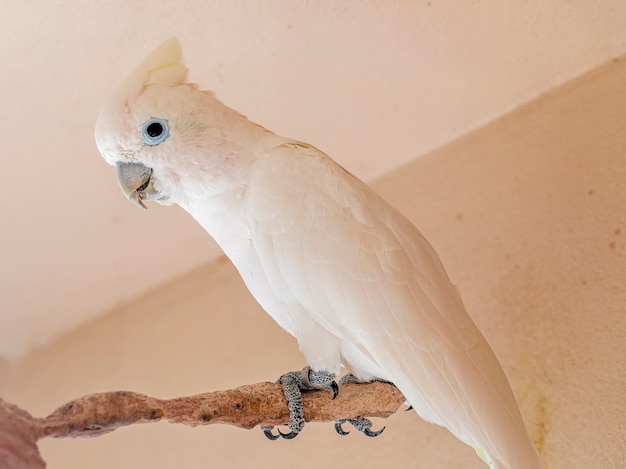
<box><xmin>116</xmin><ymin>162</ymin><xmax>156</xmax><ymax>209</ymax></box>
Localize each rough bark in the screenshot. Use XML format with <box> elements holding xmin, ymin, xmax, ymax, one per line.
<box><xmin>0</xmin><ymin>381</ymin><xmax>404</xmax><ymax>468</ymax></box>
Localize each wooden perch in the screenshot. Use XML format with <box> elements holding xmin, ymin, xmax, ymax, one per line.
<box><xmin>0</xmin><ymin>381</ymin><xmax>404</xmax><ymax>468</ymax></box>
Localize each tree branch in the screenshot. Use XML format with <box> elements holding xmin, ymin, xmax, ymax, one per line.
<box><xmin>0</xmin><ymin>381</ymin><xmax>404</xmax><ymax>468</ymax></box>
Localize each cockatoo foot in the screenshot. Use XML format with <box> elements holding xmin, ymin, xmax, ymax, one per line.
<box><xmin>333</xmin><ymin>373</ymin><xmax>387</xmax><ymax>437</ymax></box>
<box><xmin>261</xmin><ymin>366</ymin><xmax>338</xmax><ymax>440</ymax></box>
<box><xmin>334</xmin><ymin>418</ymin><xmax>385</xmax><ymax>437</ymax></box>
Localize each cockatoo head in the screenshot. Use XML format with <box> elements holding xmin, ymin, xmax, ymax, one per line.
<box><xmin>95</xmin><ymin>38</ymin><xmax>235</xmax><ymax>208</ymax></box>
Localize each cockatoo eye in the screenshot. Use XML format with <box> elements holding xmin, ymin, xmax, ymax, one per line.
<box><xmin>141</xmin><ymin>117</ymin><xmax>170</xmax><ymax>146</ymax></box>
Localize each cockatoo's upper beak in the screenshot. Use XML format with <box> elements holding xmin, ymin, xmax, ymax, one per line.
<box><xmin>115</xmin><ymin>162</ymin><xmax>157</xmax><ymax>209</ymax></box>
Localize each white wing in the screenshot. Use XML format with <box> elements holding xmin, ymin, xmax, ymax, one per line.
<box><xmin>248</xmin><ymin>143</ymin><xmax>541</xmax><ymax>468</ymax></box>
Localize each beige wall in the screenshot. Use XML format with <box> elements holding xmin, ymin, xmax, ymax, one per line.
<box><xmin>4</xmin><ymin>1</ymin><xmax>626</xmax><ymax>362</ymax></box>
<box><xmin>3</xmin><ymin>56</ymin><xmax>625</xmax><ymax>468</ymax></box>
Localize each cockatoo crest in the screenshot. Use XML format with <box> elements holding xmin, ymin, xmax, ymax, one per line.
<box><xmin>117</xmin><ymin>38</ymin><xmax>188</xmax><ymax>108</ymax></box>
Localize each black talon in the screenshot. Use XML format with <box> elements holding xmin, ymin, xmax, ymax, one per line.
<box><xmin>262</xmin><ymin>426</ymin><xmax>280</xmax><ymax>441</ymax></box>
<box><xmin>335</xmin><ymin>417</ymin><xmax>385</xmax><ymax>438</ymax></box>
<box><xmin>405</xmin><ymin>405</ymin><xmax>413</xmax><ymax>411</ymax></box>
<box><xmin>334</xmin><ymin>421</ymin><xmax>350</xmax><ymax>436</ymax></box>
<box><xmin>331</xmin><ymin>381</ymin><xmax>339</xmax><ymax>399</ymax></box>
<box><xmin>278</xmin><ymin>428</ymin><xmax>298</xmax><ymax>439</ymax></box>
<box><xmin>364</xmin><ymin>426</ymin><xmax>386</xmax><ymax>437</ymax></box>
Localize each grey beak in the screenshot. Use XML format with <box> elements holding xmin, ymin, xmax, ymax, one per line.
<box><xmin>115</xmin><ymin>162</ymin><xmax>154</xmax><ymax>209</ymax></box>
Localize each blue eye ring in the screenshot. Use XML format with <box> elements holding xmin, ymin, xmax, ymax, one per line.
<box><xmin>141</xmin><ymin>117</ymin><xmax>170</xmax><ymax>146</ymax></box>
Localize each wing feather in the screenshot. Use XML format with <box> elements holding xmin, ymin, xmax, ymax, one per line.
<box><xmin>248</xmin><ymin>143</ymin><xmax>540</xmax><ymax>467</ymax></box>
<box><xmin>250</xmin><ymin>143</ymin><xmax>477</xmax><ymax>351</ymax></box>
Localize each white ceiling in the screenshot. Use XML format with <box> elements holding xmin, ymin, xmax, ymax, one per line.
<box><xmin>1</xmin><ymin>1</ymin><xmax>625</xmax><ymax>360</ymax></box>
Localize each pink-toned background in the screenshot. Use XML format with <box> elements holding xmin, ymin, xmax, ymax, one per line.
<box><xmin>1</xmin><ymin>2</ymin><xmax>625</xmax><ymax>468</ymax></box>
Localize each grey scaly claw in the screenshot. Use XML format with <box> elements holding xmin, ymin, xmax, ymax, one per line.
<box><xmin>261</xmin><ymin>426</ymin><xmax>280</xmax><ymax>440</ymax></box>
<box><xmin>333</xmin><ymin>417</ymin><xmax>385</xmax><ymax>437</ymax></box>
<box><xmin>303</xmin><ymin>367</ymin><xmax>339</xmax><ymax>396</ymax></box>
<box><xmin>261</xmin><ymin>366</ymin><xmax>338</xmax><ymax>440</ymax></box>
<box><xmin>334</xmin><ymin>420</ymin><xmax>350</xmax><ymax>436</ymax></box>
<box><xmin>338</xmin><ymin>372</ymin><xmax>394</xmax><ymax>386</ymax></box>
<box><xmin>363</xmin><ymin>424</ymin><xmax>386</xmax><ymax>437</ymax></box>
<box><xmin>333</xmin><ymin>372</ymin><xmax>389</xmax><ymax>437</ymax></box>
<box><xmin>277</xmin><ymin>428</ymin><xmax>298</xmax><ymax>439</ymax></box>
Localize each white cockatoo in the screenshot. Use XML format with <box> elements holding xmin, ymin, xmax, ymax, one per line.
<box><xmin>95</xmin><ymin>39</ymin><xmax>543</xmax><ymax>469</ymax></box>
